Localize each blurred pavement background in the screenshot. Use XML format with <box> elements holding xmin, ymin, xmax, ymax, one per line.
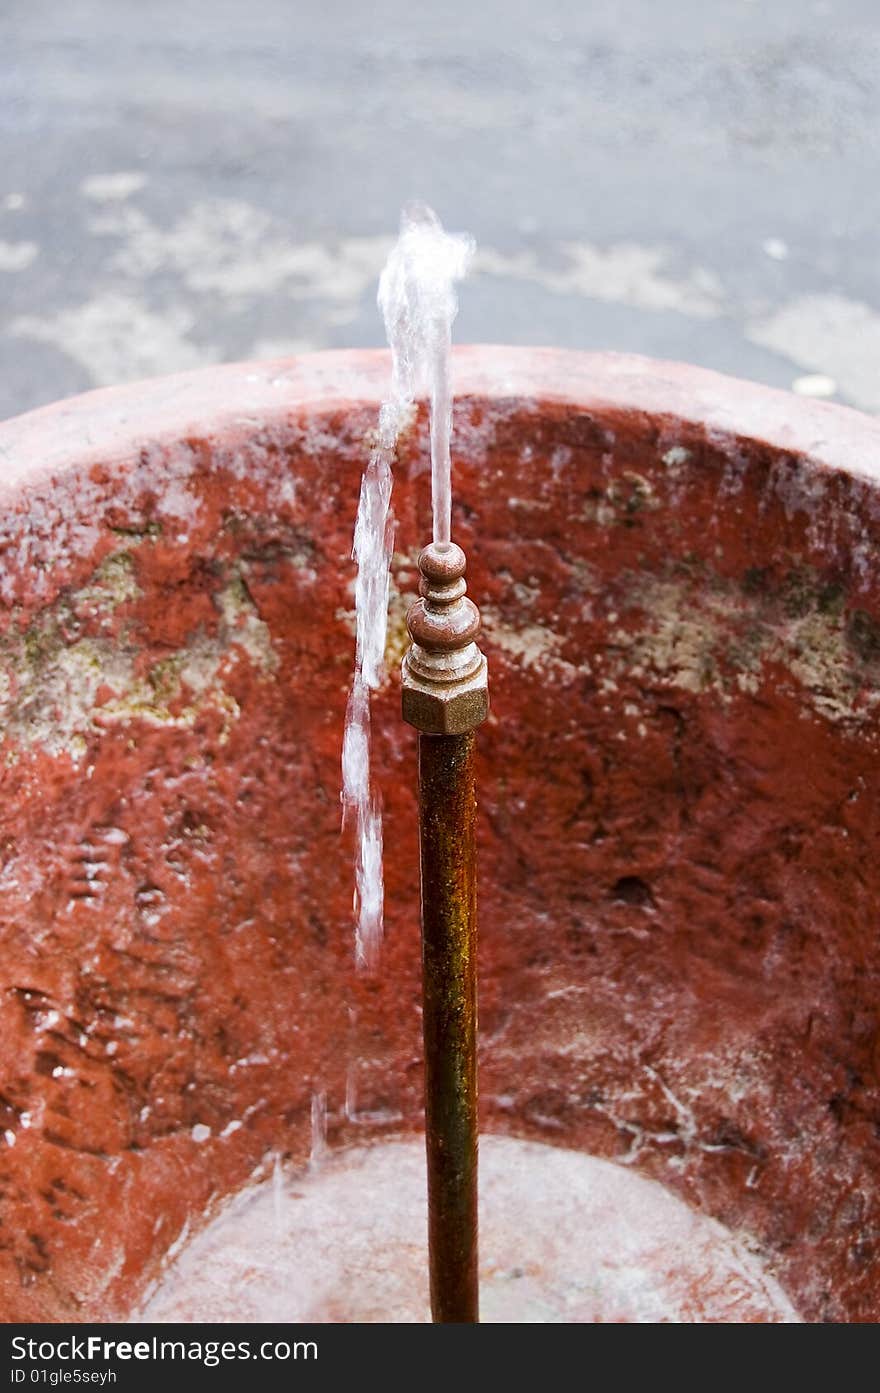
<box><xmin>1</xmin><ymin>0</ymin><xmax>878</xmax><ymax>420</ymax></box>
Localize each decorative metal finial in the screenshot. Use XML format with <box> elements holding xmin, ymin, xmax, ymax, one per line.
<box><xmin>401</xmin><ymin>543</ymin><xmax>489</xmax><ymax>735</ymax></box>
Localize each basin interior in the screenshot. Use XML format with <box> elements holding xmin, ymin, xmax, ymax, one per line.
<box><xmin>0</xmin><ymin>348</ymin><xmax>878</xmax><ymax>1322</ymax></box>
<box><xmin>136</xmin><ymin>1136</ymin><xmax>799</xmax><ymax>1323</ymax></box>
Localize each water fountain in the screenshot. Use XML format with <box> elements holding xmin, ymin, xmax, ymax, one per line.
<box><xmin>343</xmin><ymin>207</ymin><xmax>485</xmax><ymax>1322</ymax></box>
<box><xmin>1</xmin><ymin>340</ymin><xmax>879</xmax><ymax>1322</ymax></box>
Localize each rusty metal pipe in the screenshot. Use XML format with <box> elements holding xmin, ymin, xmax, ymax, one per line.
<box><xmin>401</xmin><ymin>541</ymin><xmax>489</xmax><ymax>1324</ymax></box>
<box><xmin>418</xmin><ymin>730</ymin><xmax>478</xmax><ymax>1323</ymax></box>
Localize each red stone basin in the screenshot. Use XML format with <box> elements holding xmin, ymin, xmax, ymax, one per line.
<box><xmin>0</xmin><ymin>347</ymin><xmax>879</xmax><ymax>1323</ymax></box>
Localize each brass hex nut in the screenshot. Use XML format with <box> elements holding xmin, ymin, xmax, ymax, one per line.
<box><xmin>401</xmin><ymin>656</ymin><xmax>489</xmax><ymax>735</ymax></box>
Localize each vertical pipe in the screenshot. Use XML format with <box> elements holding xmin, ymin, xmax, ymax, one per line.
<box><xmin>418</xmin><ymin>731</ymin><xmax>478</xmax><ymax>1323</ymax></box>
<box><xmin>401</xmin><ymin>541</ymin><xmax>488</xmax><ymax>1324</ymax></box>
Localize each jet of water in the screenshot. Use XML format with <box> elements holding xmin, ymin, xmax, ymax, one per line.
<box><xmin>342</xmin><ymin>204</ymin><xmax>474</xmax><ymax>968</ymax></box>
<box><xmin>378</xmin><ymin>203</ymin><xmax>474</xmax><ymax>546</ymax></box>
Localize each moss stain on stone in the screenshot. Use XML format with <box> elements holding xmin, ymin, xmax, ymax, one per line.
<box><xmin>0</xmin><ymin>552</ymin><xmax>279</xmax><ymax>761</ymax></box>
<box><xmin>612</xmin><ymin>564</ymin><xmax>880</xmax><ymax>725</ymax></box>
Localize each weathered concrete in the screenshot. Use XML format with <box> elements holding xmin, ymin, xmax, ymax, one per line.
<box><xmin>0</xmin><ymin>348</ymin><xmax>879</xmax><ymax>1321</ymax></box>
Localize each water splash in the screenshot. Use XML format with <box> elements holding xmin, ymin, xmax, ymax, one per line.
<box><xmin>272</xmin><ymin>1151</ymin><xmax>284</xmax><ymax>1229</ymax></box>
<box><xmin>342</xmin><ymin>204</ymin><xmax>474</xmax><ymax>968</ymax></box>
<box><xmin>378</xmin><ymin>204</ymin><xmax>474</xmax><ymax>545</ymax></box>
<box><xmin>309</xmin><ymin>1090</ymin><xmax>328</xmax><ymax>1172</ymax></box>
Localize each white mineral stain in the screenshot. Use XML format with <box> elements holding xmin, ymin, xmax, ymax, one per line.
<box><xmin>135</xmin><ymin>1135</ymin><xmax>799</xmax><ymax>1324</ymax></box>
<box><xmin>662</xmin><ymin>445</ymin><xmax>691</xmax><ymax>468</ymax></box>
<box><xmin>154</xmin><ymin>479</ymin><xmax>201</xmax><ymax>524</ymax></box>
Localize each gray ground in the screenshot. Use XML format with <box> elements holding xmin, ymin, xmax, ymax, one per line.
<box><xmin>1</xmin><ymin>0</ymin><xmax>878</xmax><ymax>422</ymax></box>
